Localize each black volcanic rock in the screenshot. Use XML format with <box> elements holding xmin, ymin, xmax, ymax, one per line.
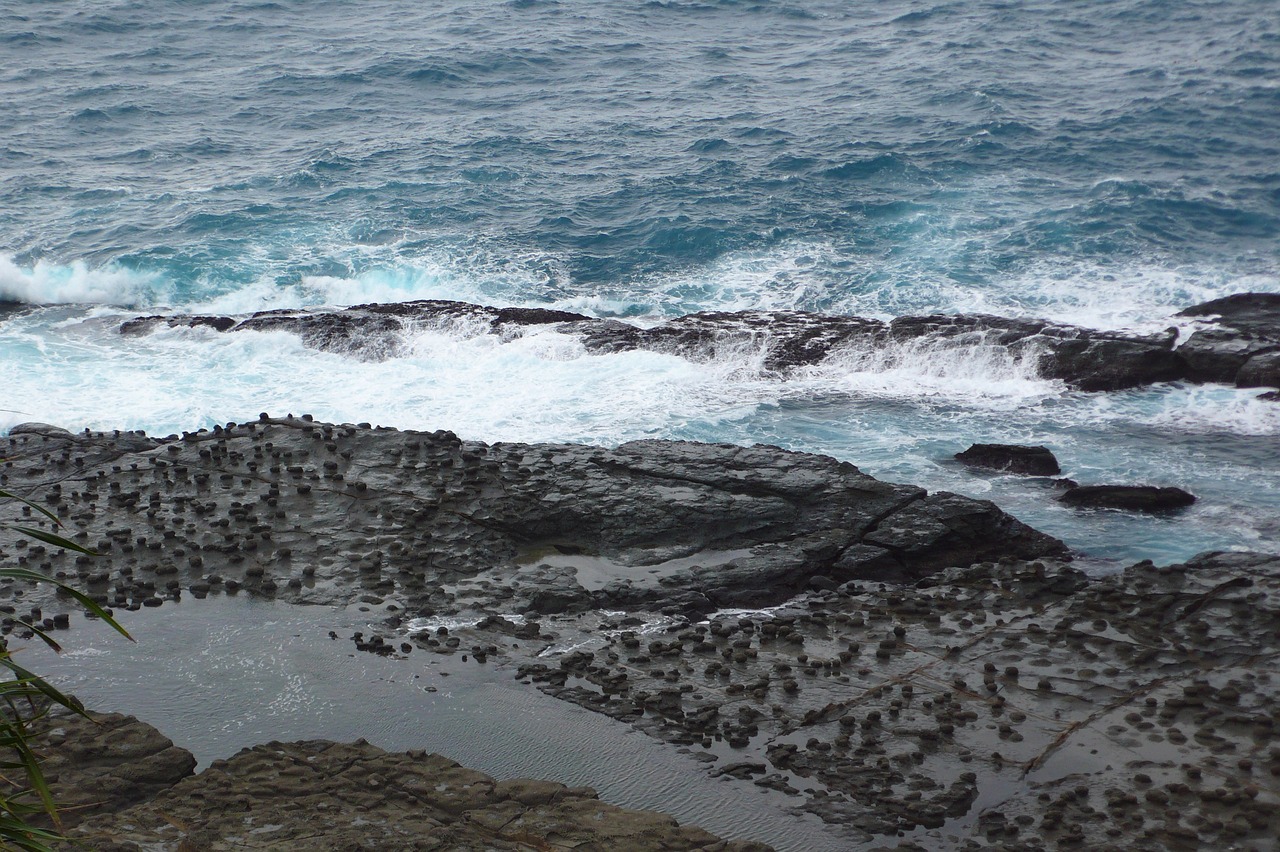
<box><xmin>1177</xmin><ymin>293</ymin><xmax>1280</xmax><ymax>387</ymax></box>
<box><xmin>0</xmin><ymin>419</ymin><xmax>1068</xmax><ymax>617</ymax></box>
<box><xmin>1178</xmin><ymin>292</ymin><xmax>1280</xmax><ymax>336</ymax></box>
<box><xmin>1058</xmin><ymin>485</ymin><xmax>1197</xmax><ymax>512</ymax></box>
<box><xmin>117</xmin><ymin>293</ymin><xmax>1280</xmax><ymax>392</ymax></box>
<box><xmin>955</xmin><ymin>443</ymin><xmax>1061</xmax><ymax>476</ymax></box>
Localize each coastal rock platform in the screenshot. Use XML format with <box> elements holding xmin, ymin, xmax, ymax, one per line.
<box><xmin>2</xmin><ymin>421</ymin><xmax>1278</xmax><ymax>850</ymax></box>
<box><xmin>0</xmin><ymin>417</ymin><xmax>1064</xmax><ymax>619</ymax></box>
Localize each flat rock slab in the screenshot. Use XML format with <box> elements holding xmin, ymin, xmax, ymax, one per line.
<box><xmin>0</xmin><ymin>418</ymin><xmax>1065</xmax><ymax>623</ymax></box>
<box><xmin>28</xmin><ymin>707</ymin><xmax>196</xmax><ymax>829</ymax></box>
<box><xmin>464</xmin><ymin>551</ymin><xmax>1280</xmax><ymax>851</ymax></box>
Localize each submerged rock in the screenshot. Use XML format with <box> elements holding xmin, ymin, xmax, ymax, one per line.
<box><xmin>955</xmin><ymin>443</ymin><xmax>1061</xmax><ymax>476</ymax></box>
<box><xmin>1058</xmin><ymin>484</ymin><xmax>1197</xmax><ymax>512</ymax></box>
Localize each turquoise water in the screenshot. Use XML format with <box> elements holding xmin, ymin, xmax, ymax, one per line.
<box><xmin>2</xmin><ymin>0</ymin><xmax>1278</xmax><ymax>562</ymax></box>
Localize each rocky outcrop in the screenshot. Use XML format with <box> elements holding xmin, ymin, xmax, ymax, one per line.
<box><xmin>1176</xmin><ymin>293</ymin><xmax>1280</xmax><ymax>388</ymax></box>
<box><xmin>0</xmin><ymin>418</ymin><xmax>1066</xmax><ymax>623</ymax></box>
<box><xmin>29</xmin><ymin>707</ymin><xmax>197</xmax><ymax>828</ymax></box>
<box><xmin>1058</xmin><ymin>485</ymin><xmax>1197</xmax><ymax>512</ymax></box>
<box><xmin>58</xmin><ymin>737</ymin><xmax>766</xmax><ymax>851</ymax></box>
<box><xmin>954</xmin><ymin>443</ymin><xmax>1061</xmax><ymax>476</ymax></box>
<box><xmin>117</xmin><ymin>292</ymin><xmax>1280</xmax><ymax>393</ymax></box>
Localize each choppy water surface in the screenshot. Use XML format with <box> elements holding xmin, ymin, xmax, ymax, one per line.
<box><xmin>2</xmin><ymin>1</ymin><xmax>1278</xmax><ymax>559</ymax></box>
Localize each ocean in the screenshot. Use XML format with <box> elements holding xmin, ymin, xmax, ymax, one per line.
<box><xmin>2</xmin><ymin>0</ymin><xmax>1278</xmax><ymax>563</ymax></box>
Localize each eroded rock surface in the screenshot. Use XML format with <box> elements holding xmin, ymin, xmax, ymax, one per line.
<box><xmin>60</xmin><ymin>738</ymin><xmax>765</xmax><ymax>851</ymax></box>
<box><xmin>117</xmin><ymin>292</ymin><xmax>1280</xmax><ymax>393</ymax></box>
<box><xmin>443</xmin><ymin>552</ymin><xmax>1280</xmax><ymax>851</ymax></box>
<box><xmin>29</xmin><ymin>707</ymin><xmax>196</xmax><ymax>828</ymax></box>
<box><xmin>0</xmin><ymin>418</ymin><xmax>1064</xmax><ymax>622</ymax></box>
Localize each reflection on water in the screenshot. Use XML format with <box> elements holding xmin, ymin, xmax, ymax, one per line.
<box><xmin>15</xmin><ymin>594</ymin><xmax>849</xmax><ymax>851</ymax></box>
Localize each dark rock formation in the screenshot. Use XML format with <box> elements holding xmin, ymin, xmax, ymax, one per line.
<box><xmin>118</xmin><ymin>292</ymin><xmax>1280</xmax><ymax>392</ymax></box>
<box><xmin>117</xmin><ymin>293</ymin><xmax>1280</xmax><ymax>393</ymax></box>
<box><xmin>1237</xmin><ymin>349</ymin><xmax>1280</xmax><ymax>389</ymax></box>
<box><xmin>1178</xmin><ymin>292</ymin><xmax>1280</xmax><ymax>336</ymax></box>
<box><xmin>120</xmin><ymin>300</ymin><xmax>593</xmax><ymax>360</ymax></box>
<box><xmin>1176</xmin><ymin>293</ymin><xmax>1280</xmax><ymax>387</ymax></box>
<box><xmin>0</xmin><ymin>419</ymin><xmax>1067</xmax><ymax>621</ymax></box>
<box><xmin>1058</xmin><ymin>485</ymin><xmax>1197</xmax><ymax>512</ymax></box>
<box><xmin>955</xmin><ymin>444</ymin><xmax>1061</xmax><ymax>476</ymax></box>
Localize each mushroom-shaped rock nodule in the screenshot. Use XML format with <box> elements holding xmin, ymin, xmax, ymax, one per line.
<box><xmin>1058</xmin><ymin>485</ymin><xmax>1196</xmax><ymax>512</ymax></box>
<box><xmin>955</xmin><ymin>443</ymin><xmax>1061</xmax><ymax>476</ymax></box>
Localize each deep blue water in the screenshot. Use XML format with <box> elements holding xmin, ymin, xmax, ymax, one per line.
<box><xmin>2</xmin><ymin>0</ymin><xmax>1278</xmax><ymax>563</ymax></box>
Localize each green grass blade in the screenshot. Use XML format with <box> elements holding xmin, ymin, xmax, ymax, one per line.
<box><xmin>0</xmin><ymin>568</ymin><xmax>130</xmax><ymax>642</ymax></box>
<box><xmin>6</xmin><ymin>527</ymin><xmax>96</xmax><ymax>556</ymax></box>
<box><xmin>0</xmin><ymin>489</ymin><xmax>62</xmax><ymax>528</ymax></box>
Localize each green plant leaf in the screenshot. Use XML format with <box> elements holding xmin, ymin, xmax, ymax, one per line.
<box><xmin>6</xmin><ymin>527</ymin><xmax>96</xmax><ymax>556</ymax></box>
<box><xmin>0</xmin><ymin>568</ymin><xmax>130</xmax><ymax>642</ymax></box>
<box><xmin>0</xmin><ymin>489</ymin><xmax>62</xmax><ymax>528</ymax></box>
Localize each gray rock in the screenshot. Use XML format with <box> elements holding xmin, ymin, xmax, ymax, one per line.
<box><xmin>0</xmin><ymin>421</ymin><xmax>1067</xmax><ymax>618</ymax></box>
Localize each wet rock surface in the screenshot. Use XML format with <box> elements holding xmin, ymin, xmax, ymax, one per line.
<box><xmin>0</xmin><ymin>418</ymin><xmax>1063</xmax><ymax>621</ymax></box>
<box><xmin>119</xmin><ymin>291</ymin><xmax>1280</xmax><ymax>393</ymax></box>
<box><xmin>4</xmin><ymin>421</ymin><xmax>1278</xmax><ymax>849</ymax></box>
<box><xmin>464</xmin><ymin>552</ymin><xmax>1280</xmax><ymax>851</ymax></box>
<box><xmin>35</xmin><ymin>724</ymin><xmax>763</xmax><ymax>851</ymax></box>
<box><xmin>954</xmin><ymin>444</ymin><xmax>1061</xmax><ymax>476</ymax></box>
<box><xmin>1058</xmin><ymin>485</ymin><xmax>1198</xmax><ymax>512</ymax></box>
<box><xmin>27</xmin><ymin>706</ymin><xmax>197</xmax><ymax>828</ymax></box>
<box><xmin>1176</xmin><ymin>293</ymin><xmax>1280</xmax><ymax>390</ymax></box>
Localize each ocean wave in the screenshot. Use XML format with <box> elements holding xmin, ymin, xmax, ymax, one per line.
<box><xmin>0</xmin><ymin>255</ymin><xmax>169</xmax><ymax>307</ymax></box>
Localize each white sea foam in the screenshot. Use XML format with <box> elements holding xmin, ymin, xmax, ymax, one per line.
<box><xmin>0</xmin><ymin>255</ymin><xmax>169</xmax><ymax>307</ymax></box>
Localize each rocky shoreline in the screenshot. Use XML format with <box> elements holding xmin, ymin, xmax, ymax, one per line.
<box><xmin>2</xmin><ymin>419</ymin><xmax>1277</xmax><ymax>849</ymax></box>
<box><xmin>31</xmin><ymin>709</ymin><xmax>763</xmax><ymax>851</ymax></box>
<box><xmin>118</xmin><ymin>292</ymin><xmax>1280</xmax><ymax>394</ymax></box>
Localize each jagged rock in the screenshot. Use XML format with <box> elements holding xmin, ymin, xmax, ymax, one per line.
<box><xmin>118</xmin><ymin>294</ymin><xmax>1280</xmax><ymax>393</ymax></box>
<box><xmin>955</xmin><ymin>443</ymin><xmax>1061</xmax><ymax>476</ymax></box>
<box><xmin>1058</xmin><ymin>485</ymin><xmax>1197</xmax><ymax>512</ymax></box>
